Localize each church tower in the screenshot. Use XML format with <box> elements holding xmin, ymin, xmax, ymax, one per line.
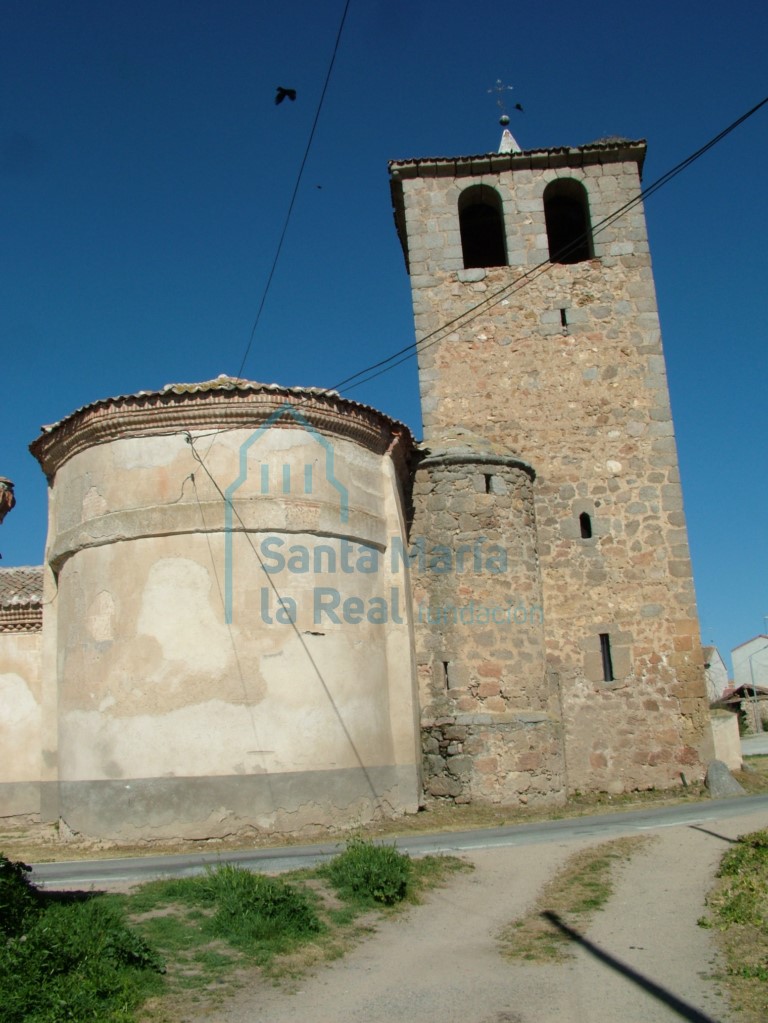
<box><xmin>390</xmin><ymin>131</ymin><xmax>709</xmax><ymax>801</ymax></box>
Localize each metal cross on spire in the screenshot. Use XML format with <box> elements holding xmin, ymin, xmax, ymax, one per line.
<box><xmin>488</xmin><ymin>79</ymin><xmax>524</xmax><ymax>121</ymax></box>
<box><xmin>487</xmin><ymin>79</ymin><xmax>523</xmax><ymax>153</ymax></box>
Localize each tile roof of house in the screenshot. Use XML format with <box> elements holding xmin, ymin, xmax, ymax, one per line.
<box><xmin>0</xmin><ymin>566</ymin><xmax>43</xmax><ymax>608</ymax></box>
<box><xmin>720</xmin><ymin>683</ymin><xmax>768</xmax><ymax>701</ymax></box>
<box><xmin>0</xmin><ymin>566</ymin><xmax>43</xmax><ymax>632</ymax></box>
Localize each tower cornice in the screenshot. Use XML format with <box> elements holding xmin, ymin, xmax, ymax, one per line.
<box><xmin>389</xmin><ymin>138</ymin><xmax>647</xmax><ymax>181</ymax></box>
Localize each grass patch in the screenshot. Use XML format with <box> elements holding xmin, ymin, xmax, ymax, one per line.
<box><xmin>498</xmin><ymin>836</ymin><xmax>649</xmax><ymax>963</ymax></box>
<box><xmin>699</xmin><ymin>828</ymin><xmax>768</xmax><ymax>1022</ymax></box>
<box><xmin>322</xmin><ymin>836</ymin><xmax>412</xmax><ymax>906</ymax></box>
<box><xmin>115</xmin><ymin>849</ymin><xmax>467</xmax><ymax>1019</ymax></box>
<box><xmin>198</xmin><ymin>864</ymin><xmax>323</xmax><ymax>952</ymax></box>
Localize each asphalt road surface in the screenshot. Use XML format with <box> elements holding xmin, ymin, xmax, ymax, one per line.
<box><xmin>30</xmin><ymin>792</ymin><xmax>768</xmax><ymax>889</ymax></box>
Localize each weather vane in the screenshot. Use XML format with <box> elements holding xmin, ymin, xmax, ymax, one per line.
<box><xmin>488</xmin><ymin>78</ymin><xmax>523</xmax><ymax>125</ymax></box>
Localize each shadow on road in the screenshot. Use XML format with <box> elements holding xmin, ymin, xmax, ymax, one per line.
<box><xmin>688</xmin><ymin>824</ymin><xmax>737</xmax><ymax>844</ymax></box>
<box><xmin>541</xmin><ymin>911</ymin><xmax>721</xmax><ymax>1023</ymax></box>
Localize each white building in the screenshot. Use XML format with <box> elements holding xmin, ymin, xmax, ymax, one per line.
<box><xmin>732</xmin><ymin>635</ymin><xmax>768</xmax><ymax>689</ymax></box>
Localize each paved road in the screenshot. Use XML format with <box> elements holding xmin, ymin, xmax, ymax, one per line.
<box><xmin>30</xmin><ymin>792</ymin><xmax>768</xmax><ymax>889</ymax></box>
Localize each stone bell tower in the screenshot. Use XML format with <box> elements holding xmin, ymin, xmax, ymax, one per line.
<box><xmin>389</xmin><ymin>129</ymin><xmax>709</xmax><ymax>801</ymax></box>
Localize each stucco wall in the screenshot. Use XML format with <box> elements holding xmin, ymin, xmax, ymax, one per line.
<box><xmin>0</xmin><ymin>627</ymin><xmax>42</xmax><ymax>817</ymax></box>
<box><xmin>710</xmin><ymin>711</ymin><xmax>742</xmax><ymax>771</ymax></box>
<box><xmin>34</xmin><ymin>385</ymin><xmax>421</xmax><ymax>840</ymax></box>
<box><xmin>733</xmin><ymin>637</ymin><xmax>768</xmax><ymax>688</ymax></box>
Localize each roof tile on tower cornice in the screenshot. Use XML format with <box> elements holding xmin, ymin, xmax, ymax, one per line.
<box><xmin>388</xmin><ymin>138</ymin><xmax>647</xmax><ymax>179</ymax></box>
<box><xmin>30</xmin><ymin>375</ymin><xmax>415</xmax><ymax>481</ymax></box>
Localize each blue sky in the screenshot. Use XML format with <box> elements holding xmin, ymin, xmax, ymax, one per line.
<box><xmin>1</xmin><ymin>0</ymin><xmax>766</xmax><ymax>668</ymax></box>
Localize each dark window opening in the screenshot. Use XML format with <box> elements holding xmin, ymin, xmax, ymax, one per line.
<box><xmin>579</xmin><ymin>512</ymin><xmax>593</xmax><ymax>539</ymax></box>
<box><xmin>484</xmin><ymin>474</ymin><xmax>492</xmax><ymax>493</ymax></box>
<box><xmin>560</xmin><ymin>307</ymin><xmax>568</xmax><ymax>328</ymax></box>
<box><xmin>459</xmin><ymin>185</ymin><xmax>507</xmax><ymax>269</ymax></box>
<box><xmin>544</xmin><ymin>179</ymin><xmax>593</xmax><ymax>264</ymax></box>
<box><xmin>599</xmin><ymin>634</ymin><xmax>614</xmax><ymax>682</ymax></box>
<box><xmin>441</xmin><ymin>661</ymin><xmax>450</xmax><ymax>690</ymax></box>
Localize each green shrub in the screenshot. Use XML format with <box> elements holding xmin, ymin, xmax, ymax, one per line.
<box><xmin>0</xmin><ymin>897</ymin><xmax>164</xmax><ymax>1023</ymax></box>
<box><xmin>197</xmin><ymin>864</ymin><xmax>322</xmax><ymax>948</ymax></box>
<box><xmin>0</xmin><ymin>852</ymin><xmax>40</xmax><ymax>937</ymax></box>
<box><xmin>326</xmin><ymin>837</ymin><xmax>412</xmax><ymax>906</ymax></box>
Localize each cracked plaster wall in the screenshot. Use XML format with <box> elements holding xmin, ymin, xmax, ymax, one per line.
<box><xmin>0</xmin><ymin>629</ymin><xmax>42</xmax><ymax>815</ymax></box>
<box><xmin>43</xmin><ymin>422</ymin><xmax>421</xmax><ymax>840</ymax></box>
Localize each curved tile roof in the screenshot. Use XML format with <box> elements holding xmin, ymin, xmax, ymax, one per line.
<box><xmin>0</xmin><ymin>565</ymin><xmax>43</xmax><ymax>606</ymax></box>
<box><xmin>30</xmin><ymin>375</ymin><xmax>415</xmax><ymax>480</ymax></box>
<box><xmin>0</xmin><ymin>566</ymin><xmax>43</xmax><ymax>632</ymax></box>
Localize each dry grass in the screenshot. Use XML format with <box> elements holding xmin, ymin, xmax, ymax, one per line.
<box><xmin>735</xmin><ymin>754</ymin><xmax>768</xmax><ymax>794</ymax></box>
<box><xmin>700</xmin><ymin>829</ymin><xmax>768</xmax><ymax>1023</ymax></box>
<box><xmin>498</xmin><ymin>836</ymin><xmax>651</xmax><ymax>963</ymax></box>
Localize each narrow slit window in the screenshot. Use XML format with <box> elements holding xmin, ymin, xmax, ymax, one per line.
<box><xmin>441</xmin><ymin>661</ymin><xmax>450</xmax><ymax>690</ymax></box>
<box><xmin>484</xmin><ymin>474</ymin><xmax>492</xmax><ymax>493</ymax></box>
<box><xmin>579</xmin><ymin>512</ymin><xmax>593</xmax><ymax>539</ymax></box>
<box><xmin>560</xmin><ymin>308</ymin><xmax>568</xmax><ymax>328</ymax></box>
<box><xmin>599</xmin><ymin>634</ymin><xmax>614</xmax><ymax>682</ymax></box>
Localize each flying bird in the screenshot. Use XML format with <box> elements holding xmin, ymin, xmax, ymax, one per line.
<box><xmin>514</xmin><ymin>103</ymin><xmax>524</xmax><ymax>112</ymax></box>
<box><xmin>275</xmin><ymin>87</ymin><xmax>296</xmax><ymax>105</ymax></box>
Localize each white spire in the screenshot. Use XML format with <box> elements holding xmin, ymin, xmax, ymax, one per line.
<box><xmin>498</xmin><ymin>128</ymin><xmax>521</xmax><ymax>154</ymax></box>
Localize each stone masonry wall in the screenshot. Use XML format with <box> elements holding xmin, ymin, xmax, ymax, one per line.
<box><xmin>410</xmin><ymin>457</ymin><xmax>565</xmax><ymax>805</ymax></box>
<box><xmin>397</xmin><ymin>146</ymin><xmax>709</xmax><ymax>796</ymax></box>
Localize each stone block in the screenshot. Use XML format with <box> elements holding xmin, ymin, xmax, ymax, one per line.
<box><xmin>423</xmin><ymin>753</ymin><xmax>446</xmax><ymax>775</ymax></box>
<box><xmin>446</xmin><ymin>755</ymin><xmax>473</xmax><ymax>779</ymax></box>
<box><xmin>705</xmin><ymin>760</ymin><xmax>746</xmax><ymax>798</ymax></box>
<box><xmin>427</xmin><ymin>776</ymin><xmax>464</xmax><ymax>797</ymax></box>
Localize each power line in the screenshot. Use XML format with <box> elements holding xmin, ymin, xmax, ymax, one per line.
<box><xmin>235</xmin><ymin>0</ymin><xmax>353</xmax><ymax>382</ymax></box>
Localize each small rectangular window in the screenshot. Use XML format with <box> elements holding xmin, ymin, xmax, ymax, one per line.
<box><xmin>599</xmin><ymin>634</ymin><xmax>614</xmax><ymax>682</ymax></box>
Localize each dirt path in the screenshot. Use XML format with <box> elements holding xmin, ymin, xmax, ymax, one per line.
<box><xmin>182</xmin><ymin>808</ymin><xmax>767</xmax><ymax>1023</ymax></box>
